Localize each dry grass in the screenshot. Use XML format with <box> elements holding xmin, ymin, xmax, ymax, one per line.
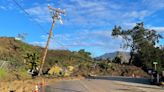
<box><xmin>0</xmin><ymin>76</ymin><xmax>84</xmax><ymax>92</ymax></box>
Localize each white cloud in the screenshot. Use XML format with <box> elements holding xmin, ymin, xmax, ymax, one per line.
<box><xmin>123</xmin><ymin>10</ymin><xmax>151</xmax><ymax>20</ymax></box>
<box><xmin>123</xmin><ymin>22</ymin><xmax>136</xmax><ymax>28</ymax></box>
<box><xmin>142</xmin><ymin>0</ymin><xmax>164</xmax><ymax>10</ymax></box>
<box><xmin>40</xmin><ymin>34</ymin><xmax>48</xmax><ymax>39</ymax></box>
<box><xmin>1</xmin><ymin>0</ymin><xmax>164</xmax><ymax>26</ymax></box>
<box><xmin>30</xmin><ymin>29</ymin><xmax>123</xmax><ymax>52</ymax></box>
<box><xmin>0</xmin><ymin>6</ymin><xmax>6</xmax><ymax>10</ymax></box>
<box><xmin>0</xmin><ymin>0</ymin><xmax>23</xmax><ymax>11</ymax></box>
<box><xmin>22</xmin><ymin>0</ymin><xmax>164</xmax><ymax>27</ymax></box>
<box><xmin>53</xmin><ymin>30</ymin><xmax>121</xmax><ymax>49</ymax></box>
<box><xmin>77</xmin><ymin>0</ymin><xmax>100</xmax><ymax>8</ymax></box>
<box><xmin>25</xmin><ymin>6</ymin><xmax>51</xmax><ymax>23</ymax></box>
<box><xmin>22</xmin><ymin>0</ymin><xmax>117</xmax><ymax>25</ymax></box>
<box><xmin>18</xmin><ymin>0</ymin><xmax>164</xmax><ymax>55</ymax></box>
<box><xmin>149</xmin><ymin>27</ymin><xmax>164</xmax><ymax>33</ymax></box>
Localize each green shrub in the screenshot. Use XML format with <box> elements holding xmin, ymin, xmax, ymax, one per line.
<box><xmin>0</xmin><ymin>68</ymin><xmax>7</xmax><ymax>79</ymax></box>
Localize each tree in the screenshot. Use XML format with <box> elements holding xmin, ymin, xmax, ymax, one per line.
<box><xmin>112</xmin><ymin>22</ymin><xmax>163</xmax><ymax>68</ymax></box>
<box><xmin>24</xmin><ymin>52</ymin><xmax>40</xmax><ymax>73</ymax></box>
<box><xmin>113</xmin><ymin>56</ymin><xmax>121</xmax><ymax>64</ymax></box>
<box><xmin>78</xmin><ymin>49</ymin><xmax>91</xmax><ymax>59</ymax></box>
<box><xmin>17</xmin><ymin>33</ymin><xmax>27</xmax><ymax>40</ymax></box>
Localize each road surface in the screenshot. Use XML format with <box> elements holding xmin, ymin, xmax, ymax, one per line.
<box><xmin>45</xmin><ymin>76</ymin><xmax>164</xmax><ymax>92</ymax></box>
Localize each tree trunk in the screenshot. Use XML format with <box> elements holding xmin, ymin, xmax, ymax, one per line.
<box><xmin>128</xmin><ymin>50</ymin><xmax>134</xmax><ymax>65</ymax></box>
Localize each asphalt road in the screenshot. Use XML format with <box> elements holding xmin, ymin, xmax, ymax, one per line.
<box><xmin>45</xmin><ymin>76</ymin><xmax>164</xmax><ymax>92</ymax></box>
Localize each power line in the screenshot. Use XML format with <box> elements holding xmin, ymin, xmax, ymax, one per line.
<box><xmin>12</xmin><ymin>0</ymin><xmax>108</xmax><ymax>54</ymax></box>
<box><xmin>12</xmin><ymin>0</ymin><xmax>99</xmax><ymax>52</ymax></box>
<box><xmin>12</xmin><ymin>0</ymin><xmax>48</xmax><ymax>34</ymax></box>
<box><xmin>51</xmin><ymin>36</ymin><xmax>69</xmax><ymax>50</ymax></box>
<box><xmin>12</xmin><ymin>0</ymin><xmax>69</xmax><ymax>50</ymax></box>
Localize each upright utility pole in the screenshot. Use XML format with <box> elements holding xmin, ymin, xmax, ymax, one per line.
<box><xmin>38</xmin><ymin>5</ymin><xmax>65</xmax><ymax>76</ymax></box>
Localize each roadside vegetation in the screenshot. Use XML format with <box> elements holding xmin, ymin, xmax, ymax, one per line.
<box><xmin>0</xmin><ymin>23</ymin><xmax>163</xmax><ymax>81</ymax></box>
<box><xmin>0</xmin><ymin>68</ymin><xmax>7</xmax><ymax>79</ymax></box>
<box><xmin>112</xmin><ymin>22</ymin><xmax>164</xmax><ymax>73</ymax></box>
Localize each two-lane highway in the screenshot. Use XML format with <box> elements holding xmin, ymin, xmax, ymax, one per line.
<box><xmin>45</xmin><ymin>76</ymin><xmax>164</xmax><ymax>92</ymax></box>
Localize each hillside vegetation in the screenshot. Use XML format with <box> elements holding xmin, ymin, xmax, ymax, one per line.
<box><xmin>0</xmin><ymin>37</ymin><xmax>94</xmax><ymax>80</ymax></box>
<box><xmin>0</xmin><ymin>37</ymin><xmax>148</xmax><ymax>81</ymax></box>
<box><xmin>0</xmin><ymin>37</ymin><xmax>92</xmax><ymax>68</ymax></box>
<box><xmin>0</xmin><ymin>37</ymin><xmax>41</xmax><ymax>62</ymax></box>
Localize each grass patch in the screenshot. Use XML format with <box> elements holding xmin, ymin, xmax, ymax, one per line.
<box><xmin>18</xmin><ymin>68</ymin><xmax>31</xmax><ymax>79</ymax></box>
<box><xmin>0</xmin><ymin>68</ymin><xmax>7</xmax><ymax>79</ymax></box>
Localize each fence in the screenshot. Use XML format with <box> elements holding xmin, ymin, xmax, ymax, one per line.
<box><xmin>0</xmin><ymin>60</ymin><xmax>10</xmax><ymax>69</ymax></box>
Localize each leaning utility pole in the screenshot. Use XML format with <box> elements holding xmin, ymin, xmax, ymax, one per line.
<box><xmin>38</xmin><ymin>5</ymin><xmax>65</xmax><ymax>76</ymax></box>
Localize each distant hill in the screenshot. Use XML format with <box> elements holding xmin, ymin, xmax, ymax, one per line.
<box><xmin>95</xmin><ymin>52</ymin><xmax>118</xmax><ymax>60</ymax></box>
<box><xmin>95</xmin><ymin>51</ymin><xmax>130</xmax><ymax>63</ymax></box>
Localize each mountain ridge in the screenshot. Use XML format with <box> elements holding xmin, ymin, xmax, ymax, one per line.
<box><xmin>95</xmin><ymin>51</ymin><xmax>130</xmax><ymax>63</ymax></box>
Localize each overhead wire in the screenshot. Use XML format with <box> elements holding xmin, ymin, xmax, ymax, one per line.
<box><xmin>12</xmin><ymin>0</ymin><xmax>69</xmax><ymax>50</ymax></box>
<box><xmin>12</xmin><ymin>0</ymin><xmax>48</xmax><ymax>34</ymax></box>
<box><xmin>10</xmin><ymin>0</ymin><xmax>129</xmax><ymax>60</ymax></box>
<box><xmin>51</xmin><ymin>35</ymin><xmax>69</xmax><ymax>50</ymax></box>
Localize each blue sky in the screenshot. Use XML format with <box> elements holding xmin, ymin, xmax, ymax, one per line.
<box><xmin>0</xmin><ymin>0</ymin><xmax>164</xmax><ymax>57</ymax></box>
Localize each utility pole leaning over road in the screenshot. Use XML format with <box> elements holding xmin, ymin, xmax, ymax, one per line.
<box><xmin>38</xmin><ymin>5</ymin><xmax>65</xmax><ymax>76</ymax></box>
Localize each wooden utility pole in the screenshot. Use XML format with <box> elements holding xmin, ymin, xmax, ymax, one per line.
<box><xmin>38</xmin><ymin>5</ymin><xmax>65</xmax><ymax>76</ymax></box>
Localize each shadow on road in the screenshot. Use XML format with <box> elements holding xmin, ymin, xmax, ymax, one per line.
<box><xmin>87</xmin><ymin>76</ymin><xmax>150</xmax><ymax>85</ymax></box>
